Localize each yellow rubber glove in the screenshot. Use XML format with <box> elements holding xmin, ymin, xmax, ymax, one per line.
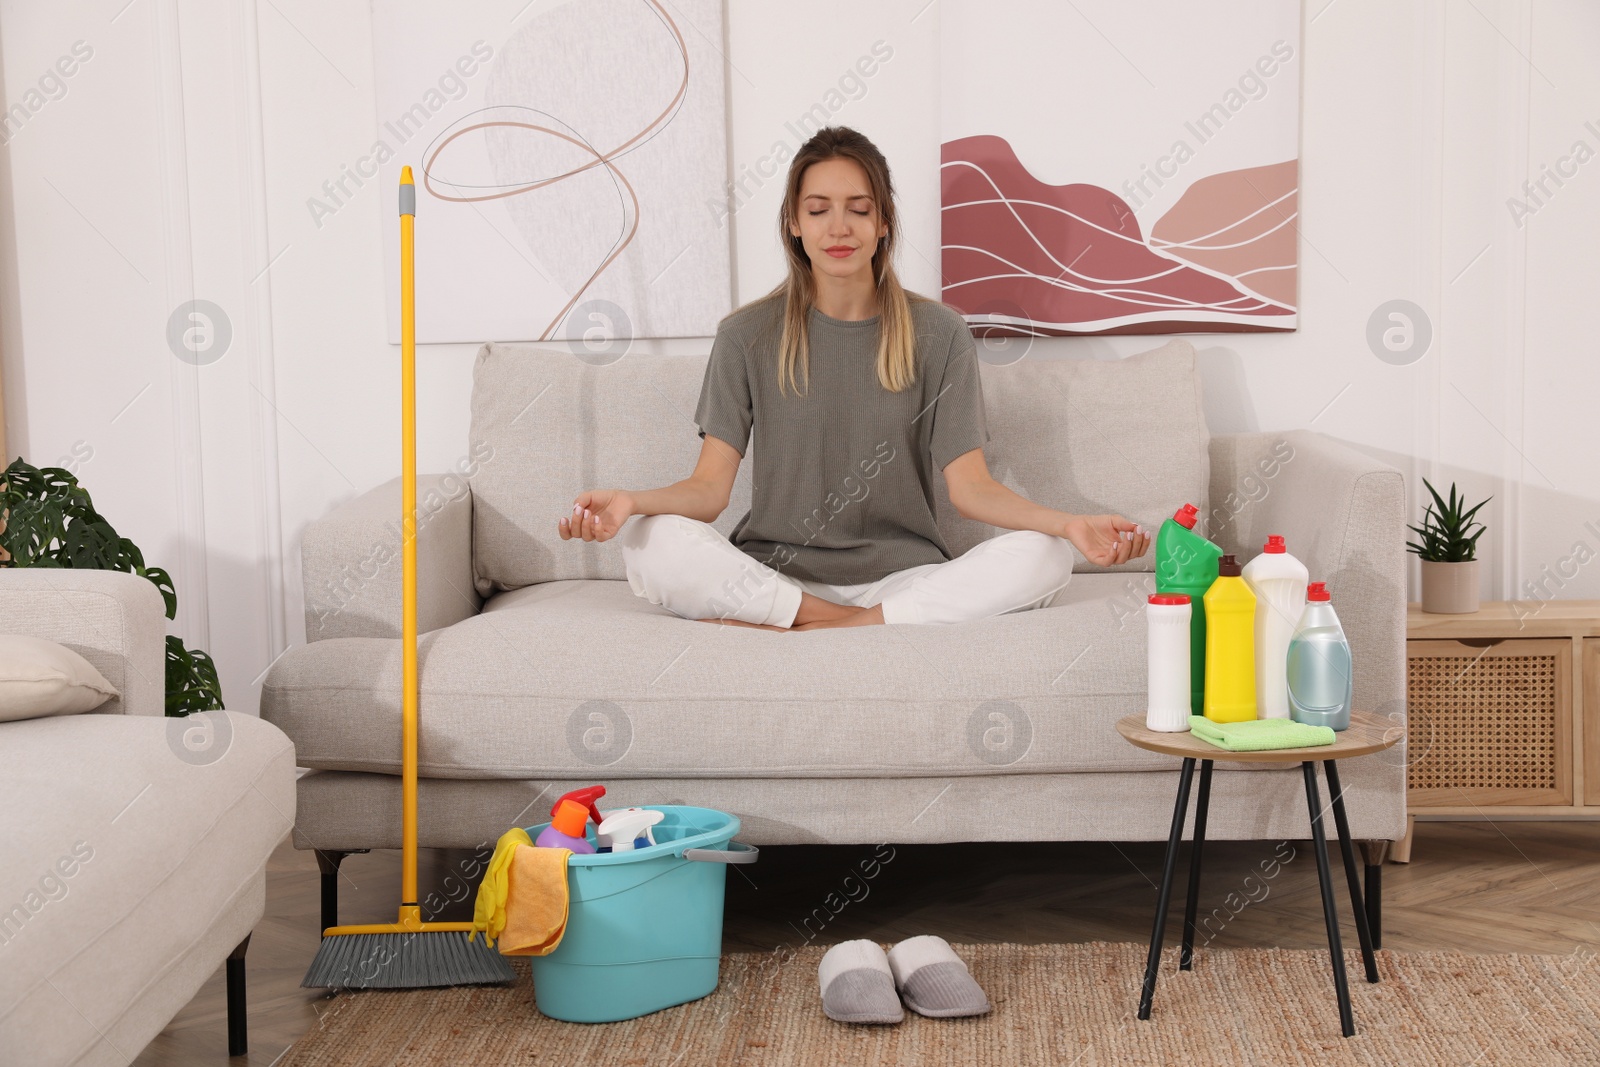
<box><xmin>470</xmin><ymin>826</ymin><xmax>532</xmax><ymax>947</ymax></box>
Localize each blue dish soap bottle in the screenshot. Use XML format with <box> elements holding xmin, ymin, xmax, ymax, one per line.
<box><xmin>1286</xmin><ymin>581</ymin><xmax>1353</xmax><ymax>731</ymax></box>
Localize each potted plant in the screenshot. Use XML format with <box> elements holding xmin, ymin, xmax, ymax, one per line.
<box><xmin>0</xmin><ymin>458</ymin><xmax>224</xmax><ymax>715</ymax></box>
<box><xmin>1406</xmin><ymin>477</ymin><xmax>1490</xmax><ymax>614</ymax></box>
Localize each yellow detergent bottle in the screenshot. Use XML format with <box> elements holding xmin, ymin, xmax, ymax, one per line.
<box><xmin>1202</xmin><ymin>554</ymin><xmax>1258</xmax><ymax>723</ymax></box>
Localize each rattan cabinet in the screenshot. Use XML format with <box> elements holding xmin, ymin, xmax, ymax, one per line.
<box><xmin>1587</xmin><ymin>637</ymin><xmax>1600</xmax><ymax>807</ymax></box>
<box><xmin>1398</xmin><ymin>601</ymin><xmax>1600</xmax><ymax>859</ymax></box>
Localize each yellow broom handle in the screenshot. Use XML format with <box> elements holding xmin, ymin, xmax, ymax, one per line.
<box><xmin>399</xmin><ymin>166</ymin><xmax>419</xmax><ymax>907</ymax></box>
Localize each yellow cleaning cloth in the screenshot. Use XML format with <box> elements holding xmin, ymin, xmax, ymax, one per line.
<box><xmin>471</xmin><ymin>826</ymin><xmax>532</xmax><ymax>948</ymax></box>
<box><xmin>498</xmin><ymin>843</ymin><xmax>573</xmax><ymax>956</ymax></box>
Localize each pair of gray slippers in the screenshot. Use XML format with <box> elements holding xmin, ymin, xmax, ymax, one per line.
<box><xmin>818</xmin><ymin>935</ymin><xmax>991</xmax><ymax>1024</ymax></box>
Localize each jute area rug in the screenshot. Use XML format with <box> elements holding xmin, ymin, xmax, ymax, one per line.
<box><xmin>280</xmin><ymin>941</ymin><xmax>1600</xmax><ymax>1066</ymax></box>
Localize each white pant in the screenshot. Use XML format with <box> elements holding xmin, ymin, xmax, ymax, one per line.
<box><xmin>617</xmin><ymin>513</ymin><xmax>1076</xmax><ymax>626</ymax></box>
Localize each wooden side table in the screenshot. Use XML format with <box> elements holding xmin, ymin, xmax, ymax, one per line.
<box><xmin>1399</xmin><ymin>600</ymin><xmax>1600</xmax><ymax>861</ymax></box>
<box><xmin>1117</xmin><ymin>710</ymin><xmax>1403</xmax><ymax>1038</ymax></box>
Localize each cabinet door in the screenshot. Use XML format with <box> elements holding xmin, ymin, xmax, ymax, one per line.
<box><xmin>1406</xmin><ymin>638</ymin><xmax>1572</xmax><ymax>807</ymax></box>
<box><xmin>1586</xmin><ymin>639</ymin><xmax>1600</xmax><ymax>807</ymax></box>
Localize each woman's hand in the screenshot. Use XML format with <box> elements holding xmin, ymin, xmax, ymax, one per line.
<box><xmin>1062</xmin><ymin>514</ymin><xmax>1150</xmax><ymax>567</ymax></box>
<box><xmin>558</xmin><ymin>489</ymin><xmax>635</xmax><ymax>543</ymax></box>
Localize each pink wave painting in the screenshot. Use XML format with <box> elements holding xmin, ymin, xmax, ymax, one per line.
<box><xmin>941</xmin><ymin>135</ymin><xmax>1297</xmax><ymax>335</ymax></box>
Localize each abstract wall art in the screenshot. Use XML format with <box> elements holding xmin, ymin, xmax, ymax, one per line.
<box><xmin>370</xmin><ymin>0</ymin><xmax>732</xmax><ymax>345</ymax></box>
<box><xmin>940</xmin><ymin>0</ymin><xmax>1301</xmax><ymax>335</ymax></box>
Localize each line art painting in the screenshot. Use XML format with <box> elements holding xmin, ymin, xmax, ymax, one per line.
<box><xmin>940</xmin><ymin>1</ymin><xmax>1301</xmax><ymax>335</ymax></box>
<box><xmin>374</xmin><ymin>0</ymin><xmax>732</xmax><ymax>344</ymax></box>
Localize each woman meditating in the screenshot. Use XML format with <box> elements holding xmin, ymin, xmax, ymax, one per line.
<box><xmin>558</xmin><ymin>125</ymin><xmax>1150</xmax><ymax>630</ymax></box>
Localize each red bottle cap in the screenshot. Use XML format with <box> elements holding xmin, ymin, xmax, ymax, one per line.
<box><xmin>1263</xmin><ymin>535</ymin><xmax>1286</xmax><ymax>553</ymax></box>
<box><xmin>1217</xmin><ymin>554</ymin><xmax>1242</xmax><ymax>577</ymax></box>
<box><xmin>550</xmin><ymin>799</ymin><xmax>590</xmax><ymax>838</ymax></box>
<box><xmin>1171</xmin><ymin>503</ymin><xmax>1199</xmax><ymax>530</ymax></box>
<box><xmin>1307</xmin><ymin>581</ymin><xmax>1331</xmax><ymax>601</ymax></box>
<box><xmin>1149</xmin><ymin>594</ymin><xmax>1191</xmax><ymax>605</ymax></box>
<box><xmin>552</xmin><ymin>785</ymin><xmax>607</xmax><ymax>827</ymax></box>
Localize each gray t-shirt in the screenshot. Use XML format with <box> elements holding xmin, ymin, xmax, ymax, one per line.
<box><xmin>692</xmin><ymin>296</ymin><xmax>990</xmax><ymax>585</ymax></box>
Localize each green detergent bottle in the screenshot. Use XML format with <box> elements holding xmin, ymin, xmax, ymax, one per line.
<box><xmin>1155</xmin><ymin>503</ymin><xmax>1224</xmax><ymax>716</ymax></box>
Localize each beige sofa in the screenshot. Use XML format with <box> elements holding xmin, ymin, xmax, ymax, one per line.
<box><xmin>0</xmin><ymin>569</ymin><xmax>296</xmax><ymax>1065</ymax></box>
<box><xmin>262</xmin><ymin>337</ymin><xmax>1407</xmax><ymax>938</ymax></box>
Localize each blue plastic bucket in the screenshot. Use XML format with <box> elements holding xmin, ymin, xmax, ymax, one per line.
<box><xmin>522</xmin><ymin>805</ymin><xmax>757</xmax><ymax>1023</ymax></box>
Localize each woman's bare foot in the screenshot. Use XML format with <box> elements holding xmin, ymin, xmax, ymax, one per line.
<box><xmin>696</xmin><ymin>617</ymin><xmax>790</xmax><ymax>632</ymax></box>
<box><xmin>791</xmin><ymin>591</ymin><xmax>863</xmax><ymax>626</ymax></box>
<box><xmin>693</xmin><ymin>593</ymin><xmax>878</xmax><ymax>632</ymax></box>
<box><xmin>791</xmin><ymin>604</ymin><xmax>885</xmax><ymax>630</ymax></box>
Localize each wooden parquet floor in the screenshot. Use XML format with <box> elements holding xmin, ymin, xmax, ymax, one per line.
<box><xmin>133</xmin><ymin>821</ymin><xmax>1600</xmax><ymax>1065</ymax></box>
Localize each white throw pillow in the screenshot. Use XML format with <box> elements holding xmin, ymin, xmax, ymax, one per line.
<box><xmin>0</xmin><ymin>634</ymin><xmax>122</xmax><ymax>721</ymax></box>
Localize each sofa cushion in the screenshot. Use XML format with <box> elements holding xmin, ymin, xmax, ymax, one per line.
<box><xmin>0</xmin><ymin>634</ymin><xmax>120</xmax><ymax>721</ymax></box>
<box><xmin>261</xmin><ymin>573</ymin><xmax>1189</xmax><ymax>781</ymax></box>
<box><xmin>0</xmin><ymin>713</ymin><xmax>296</xmax><ymax>1064</ymax></box>
<box><xmin>466</xmin><ymin>337</ymin><xmax>1209</xmax><ymax>593</ymax></box>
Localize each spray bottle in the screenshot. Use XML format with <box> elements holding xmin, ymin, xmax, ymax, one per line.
<box><xmin>597</xmin><ymin>808</ymin><xmax>665</xmax><ymax>853</ymax></box>
<box><xmin>534</xmin><ymin>785</ymin><xmax>606</xmax><ymax>854</ymax></box>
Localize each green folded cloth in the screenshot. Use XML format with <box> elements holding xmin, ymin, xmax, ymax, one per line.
<box><xmin>1188</xmin><ymin>716</ymin><xmax>1336</xmax><ymax>752</ymax></box>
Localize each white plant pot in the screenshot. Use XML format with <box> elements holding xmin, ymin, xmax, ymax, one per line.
<box><xmin>1420</xmin><ymin>559</ymin><xmax>1480</xmax><ymax>614</ymax></box>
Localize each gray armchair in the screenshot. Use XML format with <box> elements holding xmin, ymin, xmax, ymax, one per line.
<box><xmin>0</xmin><ymin>569</ymin><xmax>296</xmax><ymax>1064</ymax></box>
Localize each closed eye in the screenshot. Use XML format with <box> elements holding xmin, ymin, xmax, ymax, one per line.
<box><xmin>809</xmin><ymin>209</ymin><xmax>870</xmax><ymax>216</ymax></box>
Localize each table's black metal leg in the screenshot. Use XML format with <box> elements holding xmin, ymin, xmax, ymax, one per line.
<box><xmin>1303</xmin><ymin>761</ymin><xmax>1356</xmax><ymax>1037</ymax></box>
<box><xmin>1365</xmin><ymin>862</ymin><xmax>1383</xmax><ymax>950</ymax></box>
<box><xmin>1324</xmin><ymin>760</ymin><xmax>1380</xmax><ymax>983</ymax></box>
<box><xmin>1358</xmin><ymin>839</ymin><xmax>1390</xmax><ymax>950</ymax></box>
<box><xmin>1180</xmin><ymin>759</ymin><xmax>1214</xmax><ymax>970</ymax></box>
<box><xmin>1138</xmin><ymin>757</ymin><xmax>1196</xmax><ymax>1021</ymax></box>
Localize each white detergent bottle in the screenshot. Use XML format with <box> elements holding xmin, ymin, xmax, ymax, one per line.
<box><xmin>1145</xmin><ymin>594</ymin><xmax>1192</xmax><ymax>732</ymax></box>
<box><xmin>1241</xmin><ymin>535</ymin><xmax>1309</xmax><ymax>719</ymax></box>
<box><xmin>1287</xmin><ymin>582</ymin><xmax>1353</xmax><ymax>731</ymax></box>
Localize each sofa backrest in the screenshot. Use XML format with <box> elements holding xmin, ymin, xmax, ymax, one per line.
<box><xmin>934</xmin><ymin>338</ymin><xmax>1211</xmax><ymax>573</ymax></box>
<box><xmin>467</xmin><ymin>338</ymin><xmax>1209</xmax><ymax>593</ymax></box>
<box><xmin>467</xmin><ymin>341</ymin><xmax>746</xmax><ymax>595</ymax></box>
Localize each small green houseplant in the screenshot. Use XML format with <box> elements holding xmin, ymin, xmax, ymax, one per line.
<box><xmin>0</xmin><ymin>458</ymin><xmax>224</xmax><ymax>715</ymax></box>
<box><xmin>1406</xmin><ymin>476</ymin><xmax>1490</xmax><ymax>613</ymax></box>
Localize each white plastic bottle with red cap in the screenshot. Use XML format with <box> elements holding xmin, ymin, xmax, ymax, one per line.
<box><xmin>1241</xmin><ymin>534</ymin><xmax>1309</xmax><ymax>719</ymax></box>
<box><xmin>1145</xmin><ymin>593</ymin><xmax>1192</xmax><ymax>732</ymax></box>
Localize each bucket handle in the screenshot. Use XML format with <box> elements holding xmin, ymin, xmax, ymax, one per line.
<box><xmin>683</xmin><ymin>841</ymin><xmax>759</xmax><ymax>865</ymax></box>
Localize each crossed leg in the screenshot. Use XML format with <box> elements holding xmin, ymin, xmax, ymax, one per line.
<box><xmin>620</xmin><ymin>514</ymin><xmax>1073</xmax><ymax>630</ymax></box>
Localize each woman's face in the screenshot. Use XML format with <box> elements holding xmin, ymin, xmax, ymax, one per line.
<box><xmin>788</xmin><ymin>157</ymin><xmax>888</xmax><ymax>283</ymax></box>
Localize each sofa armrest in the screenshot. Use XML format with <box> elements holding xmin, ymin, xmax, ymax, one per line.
<box><xmin>0</xmin><ymin>568</ymin><xmax>167</xmax><ymax>716</ymax></box>
<box><xmin>302</xmin><ymin>474</ymin><xmax>481</xmax><ymax>641</ymax></box>
<box><xmin>1207</xmin><ymin>430</ymin><xmax>1408</xmax><ymax>729</ymax></box>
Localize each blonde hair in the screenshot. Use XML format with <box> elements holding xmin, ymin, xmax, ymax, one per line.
<box><xmin>728</xmin><ymin>126</ymin><xmax>928</xmax><ymax>397</ymax></box>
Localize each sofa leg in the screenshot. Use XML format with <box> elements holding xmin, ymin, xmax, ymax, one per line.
<box><xmin>314</xmin><ymin>849</ymin><xmax>368</xmax><ymax>935</ymax></box>
<box><xmin>1359</xmin><ymin>840</ymin><xmax>1390</xmax><ymax>950</ymax></box>
<box><xmin>1390</xmin><ymin>815</ymin><xmax>1415</xmax><ymax>864</ymax></box>
<box><xmin>226</xmin><ymin>935</ymin><xmax>250</xmax><ymax>1057</ymax></box>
